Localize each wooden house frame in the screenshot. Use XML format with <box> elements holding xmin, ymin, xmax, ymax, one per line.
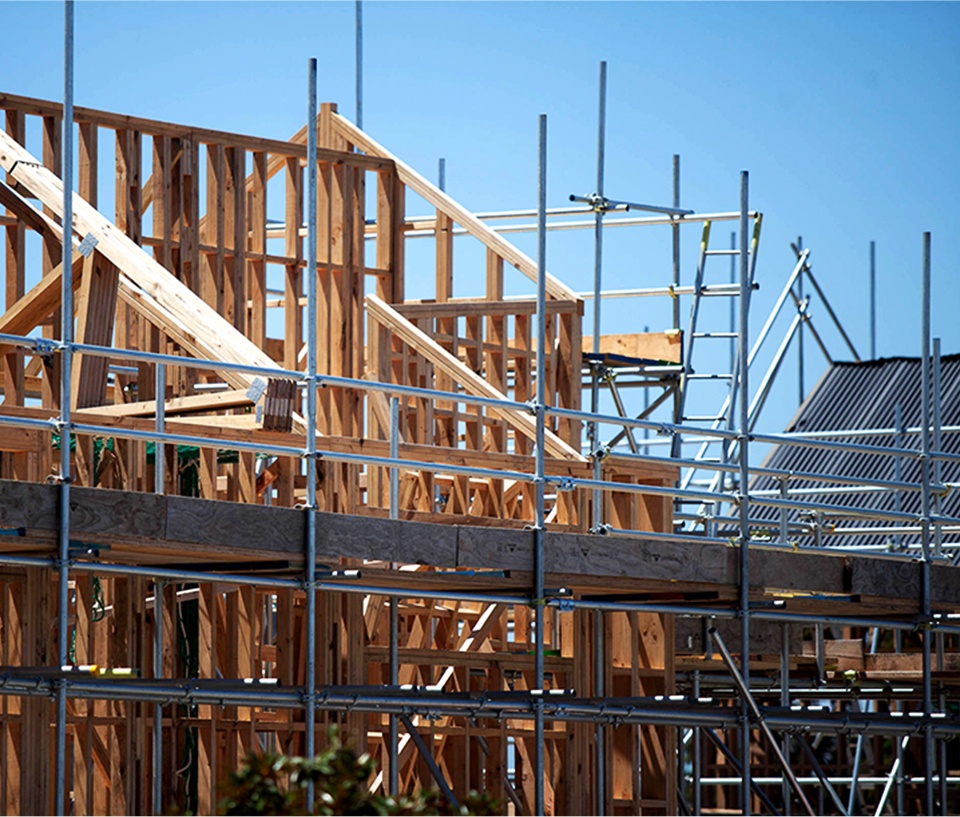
<box><xmin>0</xmin><ymin>92</ymin><xmax>956</xmax><ymax>815</ymax></box>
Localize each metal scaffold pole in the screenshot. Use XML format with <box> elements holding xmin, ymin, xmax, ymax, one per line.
<box><xmin>672</xmin><ymin>154</ymin><xmax>681</xmax><ymax>332</ymax></box>
<box><xmin>389</xmin><ymin>395</ymin><xmax>399</xmax><ymax>796</ymax></box>
<box><xmin>55</xmin><ymin>2</ymin><xmax>74</xmax><ymax>813</ymax></box>
<box><xmin>797</xmin><ymin>235</ymin><xmax>805</xmax><ymax>405</ymax></box>
<box><xmin>729</xmin><ymin>231</ymin><xmax>736</xmax><ymax>383</ymax></box>
<box><xmin>153</xmin><ymin>580</ymin><xmax>165</xmax><ymax>815</ymax></box>
<box><xmin>737</xmin><ymin>171</ymin><xmax>751</xmax><ymax>816</ymax></box>
<box><xmin>870</xmin><ymin>240</ymin><xmax>876</xmax><ymax>359</ymax></box>
<box><xmin>781</xmin><ymin>623</ymin><xmax>792</xmax><ymax>816</ymax></box>
<box><xmin>920</xmin><ymin>231</ymin><xmax>935</xmax><ymax>816</ymax></box>
<box><xmin>534</xmin><ymin>111</ymin><xmax>548</xmax><ymax>817</ymax></box>
<box><xmin>355</xmin><ymin>0</ymin><xmax>363</xmax><ymax>130</ymax></box>
<box><xmin>671</xmin><ymin>155</ymin><xmax>683</xmax><ymax>460</ymax></box>
<box><xmin>305</xmin><ymin>57</ymin><xmax>320</xmax><ymax>786</ymax></box>
<box><xmin>590</xmin><ymin>60</ymin><xmax>607</xmax><ymax>537</ymax></box>
<box><xmin>591</xmin><ymin>62</ymin><xmax>607</xmax><ymax>816</ymax></box>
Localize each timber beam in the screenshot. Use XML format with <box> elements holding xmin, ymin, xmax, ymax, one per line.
<box><xmin>0</xmin><ymin>480</ymin><xmax>957</xmax><ymax>615</ymax></box>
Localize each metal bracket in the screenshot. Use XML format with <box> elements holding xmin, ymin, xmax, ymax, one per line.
<box><xmin>245</xmin><ymin>377</ymin><xmax>267</xmax><ymax>403</ymax></box>
<box><xmin>77</xmin><ymin>233</ymin><xmax>98</xmax><ymax>257</ymax></box>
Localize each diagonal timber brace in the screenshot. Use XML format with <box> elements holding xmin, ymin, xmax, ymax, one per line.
<box><xmin>366</xmin><ymin>294</ymin><xmax>585</xmax><ymax>462</ymax></box>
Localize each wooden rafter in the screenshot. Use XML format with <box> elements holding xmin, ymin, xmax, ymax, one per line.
<box><xmin>327</xmin><ymin>113</ymin><xmax>579</xmax><ymax>302</ymax></box>
<box><xmin>0</xmin><ymin>127</ymin><xmax>285</xmax><ymax>399</ymax></box>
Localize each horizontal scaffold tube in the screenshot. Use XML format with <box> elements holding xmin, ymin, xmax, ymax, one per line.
<box><xmin>2</xmin><ymin>550</ymin><xmax>958</xmax><ymax>634</ymax></box>
<box><xmin>0</xmin><ymin>678</ymin><xmax>954</xmax><ymax>737</ymax></box>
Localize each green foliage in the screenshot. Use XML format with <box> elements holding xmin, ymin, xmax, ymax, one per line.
<box><xmin>218</xmin><ymin>733</ymin><xmax>498</xmax><ymax>816</ymax></box>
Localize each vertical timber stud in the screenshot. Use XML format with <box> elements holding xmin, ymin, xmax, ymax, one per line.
<box><xmin>305</xmin><ymin>57</ymin><xmax>320</xmax><ymax>802</ymax></box>
<box><xmin>737</xmin><ymin>171</ymin><xmax>751</xmax><ymax>816</ymax></box>
<box><xmin>281</xmin><ymin>149</ymin><xmax>302</xmax><ymax>506</ymax></box>
<box><xmin>3</xmin><ymin>108</ymin><xmax>26</xmax><ymax>440</ymax></box>
<box><xmin>55</xmin><ymin>3</ymin><xmax>74</xmax><ymax>813</ymax></box>
<box><xmin>534</xmin><ymin>113</ymin><xmax>548</xmax><ymax>817</ymax></box>
<box><xmin>249</xmin><ymin>151</ymin><xmax>267</xmax><ymax>349</ymax></box>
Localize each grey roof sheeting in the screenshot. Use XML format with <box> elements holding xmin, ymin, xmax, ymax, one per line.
<box><xmin>747</xmin><ymin>354</ymin><xmax>960</xmax><ymax>550</ymax></box>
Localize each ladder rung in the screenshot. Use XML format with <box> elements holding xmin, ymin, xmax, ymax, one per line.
<box><xmin>705</xmin><ymin>249</ymin><xmax>741</xmax><ymax>256</ymax></box>
<box><xmin>682</xmin><ymin>415</ymin><xmax>727</xmax><ymax>422</ymax></box>
<box><xmin>686</xmin><ymin>373</ymin><xmax>733</xmax><ymax>380</ymax></box>
<box><xmin>693</xmin><ymin>332</ymin><xmax>738</xmax><ymax>338</ymax></box>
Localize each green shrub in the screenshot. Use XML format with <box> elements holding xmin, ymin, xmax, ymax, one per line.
<box><xmin>218</xmin><ymin>733</ymin><xmax>498</xmax><ymax>816</ymax></box>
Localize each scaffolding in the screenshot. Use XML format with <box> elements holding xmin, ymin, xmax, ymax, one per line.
<box><xmin>0</xmin><ymin>42</ymin><xmax>957</xmax><ymax>817</ymax></box>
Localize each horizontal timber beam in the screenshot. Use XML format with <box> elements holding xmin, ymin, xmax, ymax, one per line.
<box><xmin>0</xmin><ymin>92</ymin><xmax>392</xmax><ymax>169</ymax></box>
<box><xmin>0</xmin><ymin>480</ymin><xmax>957</xmax><ymax>611</ymax></box>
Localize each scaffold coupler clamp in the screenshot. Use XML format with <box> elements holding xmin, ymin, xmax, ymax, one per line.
<box><xmin>556</xmin><ymin>476</ymin><xmax>575</xmax><ymax>492</ymax></box>
<box><xmin>33</xmin><ymin>336</ymin><xmax>59</xmax><ymax>361</ymax></box>
<box><xmin>46</xmin><ymin>467</ymin><xmax>71</xmax><ymax>485</ymax></box>
<box><xmin>592</xmin><ymin>444</ymin><xmax>610</xmax><ymax>462</ymax></box>
<box><xmin>569</xmin><ymin>192</ymin><xmax>610</xmax><ymax>214</ymax></box>
<box><xmin>916</xmin><ymin>614</ymin><xmax>936</xmax><ymax>632</ymax></box>
<box><xmin>589</xmin><ymin>523</ymin><xmax>612</xmax><ymax>536</ymax></box>
<box><xmin>524</xmin><ymin>398</ymin><xmax>543</xmax><ymax>416</ymax></box>
<box><xmin>293</xmin><ymin>495</ymin><xmax>318</xmax><ymax>511</ymax></box>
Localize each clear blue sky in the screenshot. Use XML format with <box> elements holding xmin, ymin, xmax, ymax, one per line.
<box><xmin>2</xmin><ymin>1</ymin><xmax>958</xmax><ymax>440</ymax></box>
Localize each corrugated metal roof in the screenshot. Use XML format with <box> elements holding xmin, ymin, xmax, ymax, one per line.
<box><xmin>748</xmin><ymin>354</ymin><xmax>960</xmax><ymax>550</ymax></box>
